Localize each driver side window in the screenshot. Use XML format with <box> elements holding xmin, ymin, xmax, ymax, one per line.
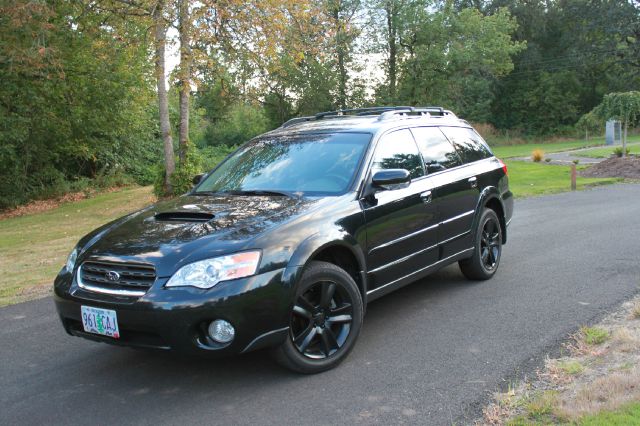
<box><xmin>371</xmin><ymin>129</ymin><xmax>424</xmax><ymax>179</ymax></box>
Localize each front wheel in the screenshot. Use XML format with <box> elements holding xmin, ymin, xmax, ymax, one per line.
<box><xmin>459</xmin><ymin>208</ymin><xmax>503</xmax><ymax>280</ymax></box>
<box><xmin>272</xmin><ymin>261</ymin><xmax>363</xmax><ymax>374</ymax></box>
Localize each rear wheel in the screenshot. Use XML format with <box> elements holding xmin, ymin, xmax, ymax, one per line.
<box><xmin>459</xmin><ymin>208</ymin><xmax>503</xmax><ymax>280</ymax></box>
<box><xmin>272</xmin><ymin>261</ymin><xmax>363</xmax><ymax>374</ymax></box>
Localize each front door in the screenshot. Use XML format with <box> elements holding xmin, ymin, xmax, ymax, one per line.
<box><xmin>362</xmin><ymin>129</ymin><xmax>439</xmax><ymax>291</ymax></box>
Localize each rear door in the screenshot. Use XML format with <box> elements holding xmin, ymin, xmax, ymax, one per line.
<box><xmin>435</xmin><ymin>126</ymin><xmax>493</xmax><ymax>258</ymax></box>
<box><xmin>362</xmin><ymin>129</ymin><xmax>439</xmax><ymax>290</ymax></box>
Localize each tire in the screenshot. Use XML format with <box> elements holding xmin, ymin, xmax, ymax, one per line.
<box><xmin>459</xmin><ymin>208</ymin><xmax>503</xmax><ymax>281</ymax></box>
<box><xmin>272</xmin><ymin>261</ymin><xmax>364</xmax><ymax>374</ymax></box>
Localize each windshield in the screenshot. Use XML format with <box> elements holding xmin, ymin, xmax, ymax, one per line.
<box><xmin>194</xmin><ymin>132</ymin><xmax>371</xmax><ymax>196</ymax></box>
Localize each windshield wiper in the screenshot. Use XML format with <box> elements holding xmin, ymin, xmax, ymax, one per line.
<box><xmin>222</xmin><ymin>189</ymin><xmax>299</xmax><ymax>198</ymax></box>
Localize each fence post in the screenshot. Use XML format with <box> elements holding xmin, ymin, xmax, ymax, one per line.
<box><xmin>571</xmin><ymin>164</ymin><xmax>577</xmax><ymax>191</ymax></box>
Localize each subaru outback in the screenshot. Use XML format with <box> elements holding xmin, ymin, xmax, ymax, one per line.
<box><xmin>54</xmin><ymin>106</ymin><xmax>513</xmax><ymax>373</ymax></box>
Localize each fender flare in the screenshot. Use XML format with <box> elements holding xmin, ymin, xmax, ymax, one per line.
<box><xmin>282</xmin><ymin>231</ymin><xmax>368</xmax><ymax>301</ymax></box>
<box><xmin>472</xmin><ymin>186</ymin><xmax>508</xmax><ymax>244</ymax></box>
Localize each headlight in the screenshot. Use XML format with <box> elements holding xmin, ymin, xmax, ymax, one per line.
<box><xmin>65</xmin><ymin>248</ymin><xmax>78</xmax><ymax>273</ymax></box>
<box><xmin>165</xmin><ymin>251</ymin><xmax>261</xmax><ymax>289</ymax></box>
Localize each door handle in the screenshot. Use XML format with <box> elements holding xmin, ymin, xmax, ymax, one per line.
<box><xmin>468</xmin><ymin>176</ymin><xmax>478</xmax><ymax>188</ymax></box>
<box><xmin>420</xmin><ymin>190</ymin><xmax>432</xmax><ymax>204</ymax></box>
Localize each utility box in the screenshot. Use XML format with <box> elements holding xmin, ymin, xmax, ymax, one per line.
<box><xmin>605</xmin><ymin>120</ymin><xmax>622</xmax><ymax>145</ymax></box>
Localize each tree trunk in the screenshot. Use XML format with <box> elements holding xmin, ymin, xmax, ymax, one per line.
<box><xmin>153</xmin><ymin>1</ymin><xmax>175</xmax><ymax>194</ymax></box>
<box><xmin>386</xmin><ymin>1</ymin><xmax>397</xmax><ymax>102</ymax></box>
<box><xmin>623</xmin><ymin>120</ymin><xmax>628</xmax><ymax>157</ymax></box>
<box><xmin>333</xmin><ymin>5</ymin><xmax>348</xmax><ymax>110</ymax></box>
<box><xmin>178</xmin><ymin>0</ymin><xmax>191</xmax><ymax>163</ymax></box>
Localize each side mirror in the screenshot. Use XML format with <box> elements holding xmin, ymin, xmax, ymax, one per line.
<box><xmin>371</xmin><ymin>169</ymin><xmax>411</xmax><ymax>189</ymax></box>
<box><xmin>192</xmin><ymin>173</ymin><xmax>205</xmax><ymax>185</ymax></box>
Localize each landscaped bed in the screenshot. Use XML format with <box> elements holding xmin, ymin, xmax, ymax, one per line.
<box><xmin>579</xmin><ymin>156</ymin><xmax>640</xmax><ymax>179</ymax></box>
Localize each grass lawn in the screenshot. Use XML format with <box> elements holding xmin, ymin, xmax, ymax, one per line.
<box><xmin>489</xmin><ymin>135</ymin><xmax>640</xmax><ymax>159</ymax></box>
<box><xmin>576</xmin><ymin>142</ymin><xmax>640</xmax><ymax>159</ymax></box>
<box><xmin>0</xmin><ymin>186</ymin><xmax>155</xmax><ymax>306</ymax></box>
<box><xmin>505</xmin><ymin>160</ymin><xmax>623</xmax><ymax>198</ymax></box>
<box><xmin>577</xmin><ymin>402</ymin><xmax>640</xmax><ymax>426</ymax></box>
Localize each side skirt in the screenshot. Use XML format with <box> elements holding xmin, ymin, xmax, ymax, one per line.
<box><xmin>366</xmin><ymin>248</ymin><xmax>473</xmax><ymax>302</ymax></box>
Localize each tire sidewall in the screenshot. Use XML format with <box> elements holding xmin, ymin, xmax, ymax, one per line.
<box><xmin>279</xmin><ymin>261</ymin><xmax>363</xmax><ymax>373</ymax></box>
<box><xmin>476</xmin><ymin>209</ymin><xmax>502</xmax><ymax>277</ymax></box>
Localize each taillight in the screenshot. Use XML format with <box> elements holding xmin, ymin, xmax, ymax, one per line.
<box><xmin>498</xmin><ymin>158</ymin><xmax>508</xmax><ymax>176</ymax></box>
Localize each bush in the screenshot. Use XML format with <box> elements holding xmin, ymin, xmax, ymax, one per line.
<box><xmin>204</xmin><ymin>103</ymin><xmax>270</xmax><ymax>147</ymax></box>
<box><xmin>153</xmin><ymin>141</ymin><xmax>204</xmax><ymax>198</ymax></box>
<box><xmin>200</xmin><ymin>145</ymin><xmax>237</xmax><ymax>170</ymax></box>
<box><xmin>613</xmin><ymin>147</ymin><xmax>631</xmax><ymax>157</ymax></box>
<box><xmin>532</xmin><ymin>149</ymin><xmax>545</xmax><ymax>162</ymax></box>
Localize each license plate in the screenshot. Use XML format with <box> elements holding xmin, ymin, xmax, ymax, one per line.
<box><xmin>81</xmin><ymin>306</ymin><xmax>120</xmax><ymax>339</ymax></box>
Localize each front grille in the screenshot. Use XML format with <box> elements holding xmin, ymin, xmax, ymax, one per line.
<box><xmin>78</xmin><ymin>260</ymin><xmax>156</xmax><ymax>296</ymax></box>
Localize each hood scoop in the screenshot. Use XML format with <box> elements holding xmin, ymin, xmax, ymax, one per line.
<box><xmin>154</xmin><ymin>211</ymin><xmax>215</xmax><ymax>223</ymax></box>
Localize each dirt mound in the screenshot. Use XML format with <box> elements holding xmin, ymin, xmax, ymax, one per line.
<box><xmin>579</xmin><ymin>156</ymin><xmax>640</xmax><ymax>179</ymax></box>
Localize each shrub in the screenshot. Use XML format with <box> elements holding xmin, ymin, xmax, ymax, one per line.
<box><xmin>153</xmin><ymin>141</ymin><xmax>203</xmax><ymax>198</ymax></box>
<box><xmin>613</xmin><ymin>147</ymin><xmax>631</xmax><ymax>157</ymax></box>
<box><xmin>532</xmin><ymin>149</ymin><xmax>544</xmax><ymax>162</ymax></box>
<box><xmin>200</xmin><ymin>145</ymin><xmax>237</xmax><ymax>170</ymax></box>
<box><xmin>205</xmin><ymin>103</ymin><xmax>270</xmax><ymax>147</ymax></box>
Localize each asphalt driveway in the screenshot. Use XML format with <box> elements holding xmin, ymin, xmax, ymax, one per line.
<box><xmin>2</xmin><ymin>183</ymin><xmax>640</xmax><ymax>426</ymax></box>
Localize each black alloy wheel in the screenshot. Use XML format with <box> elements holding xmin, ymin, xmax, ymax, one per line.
<box><xmin>291</xmin><ymin>280</ymin><xmax>353</xmax><ymax>359</ymax></box>
<box><xmin>272</xmin><ymin>261</ymin><xmax>363</xmax><ymax>373</ymax></box>
<box><xmin>459</xmin><ymin>208</ymin><xmax>503</xmax><ymax>280</ymax></box>
<box><xmin>480</xmin><ymin>216</ymin><xmax>501</xmax><ymax>271</ymax></box>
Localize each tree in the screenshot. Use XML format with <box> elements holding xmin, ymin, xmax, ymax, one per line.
<box><xmin>590</xmin><ymin>91</ymin><xmax>640</xmax><ymax>156</ymax></box>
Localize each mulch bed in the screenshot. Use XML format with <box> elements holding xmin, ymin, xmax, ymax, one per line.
<box><xmin>579</xmin><ymin>156</ymin><xmax>640</xmax><ymax>179</ymax></box>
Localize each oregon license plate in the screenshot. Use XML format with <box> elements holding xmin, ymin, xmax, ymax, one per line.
<box><xmin>81</xmin><ymin>306</ymin><xmax>120</xmax><ymax>339</ymax></box>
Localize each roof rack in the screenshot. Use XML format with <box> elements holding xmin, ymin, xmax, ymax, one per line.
<box><xmin>279</xmin><ymin>106</ymin><xmax>456</xmax><ymax>128</ymax></box>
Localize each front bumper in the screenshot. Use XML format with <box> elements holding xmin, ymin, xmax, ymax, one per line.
<box><xmin>53</xmin><ymin>266</ymin><xmax>298</xmax><ymax>356</ymax></box>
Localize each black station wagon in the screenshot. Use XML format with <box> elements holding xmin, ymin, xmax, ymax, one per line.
<box><xmin>54</xmin><ymin>106</ymin><xmax>513</xmax><ymax>373</ymax></box>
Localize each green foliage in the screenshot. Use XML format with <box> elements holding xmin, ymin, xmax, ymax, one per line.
<box><xmin>576</xmin><ymin>111</ymin><xmax>602</xmax><ymax>134</ymax></box>
<box><xmin>380</xmin><ymin>5</ymin><xmax>526</xmax><ymax>121</ymax></box>
<box><xmin>204</xmin><ymin>103</ymin><xmax>271</xmax><ymax>147</ymax></box>
<box><xmin>591</xmin><ymin>91</ymin><xmax>640</xmax><ymax>126</ymax></box>
<box><xmin>578</xmin><ymin>402</ymin><xmax>640</xmax><ymax>426</ymax></box>
<box><xmin>200</xmin><ymin>145</ymin><xmax>237</xmax><ymax>170</ymax></box>
<box><xmin>491</xmin><ymin>0</ymin><xmax>640</xmax><ymax>134</ymax></box>
<box><xmin>154</xmin><ymin>141</ymin><xmax>203</xmax><ymax>197</ymax></box>
<box><xmin>613</xmin><ymin>147</ymin><xmax>631</xmax><ymax>158</ymax></box>
<box><xmin>581</xmin><ymin>326</ymin><xmax>610</xmax><ymax>345</ymax></box>
<box><xmin>0</xmin><ymin>0</ymin><xmax>159</xmax><ymax>209</ymax></box>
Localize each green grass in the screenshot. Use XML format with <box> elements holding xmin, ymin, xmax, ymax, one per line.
<box><xmin>581</xmin><ymin>326</ymin><xmax>610</xmax><ymax>345</ymax></box>
<box><xmin>0</xmin><ymin>186</ymin><xmax>155</xmax><ymax>306</ymax></box>
<box><xmin>558</xmin><ymin>360</ymin><xmax>585</xmax><ymax>375</ymax></box>
<box><xmin>505</xmin><ymin>161</ymin><xmax>622</xmax><ymax>198</ymax></box>
<box><xmin>577</xmin><ymin>402</ymin><xmax>640</xmax><ymax>425</ymax></box>
<box><xmin>490</xmin><ymin>135</ymin><xmax>640</xmax><ymax>159</ymax></box>
<box><xmin>576</xmin><ymin>142</ymin><xmax>640</xmax><ymax>159</ymax></box>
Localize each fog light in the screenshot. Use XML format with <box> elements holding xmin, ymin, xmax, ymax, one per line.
<box><xmin>208</xmin><ymin>319</ymin><xmax>235</xmax><ymax>343</ymax></box>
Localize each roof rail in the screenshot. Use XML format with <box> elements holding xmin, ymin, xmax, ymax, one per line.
<box><xmin>279</xmin><ymin>106</ymin><xmax>456</xmax><ymax>128</ymax></box>
<box><xmin>377</xmin><ymin>107</ymin><xmax>457</xmax><ymax>121</ymax></box>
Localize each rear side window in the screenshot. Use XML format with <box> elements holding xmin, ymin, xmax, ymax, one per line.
<box><xmin>410</xmin><ymin>127</ymin><xmax>462</xmax><ymax>173</ymax></box>
<box><xmin>440</xmin><ymin>126</ymin><xmax>493</xmax><ymax>164</ymax></box>
<box><xmin>371</xmin><ymin>129</ymin><xmax>424</xmax><ymax>179</ymax></box>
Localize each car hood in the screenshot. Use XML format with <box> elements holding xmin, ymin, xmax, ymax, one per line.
<box><xmin>78</xmin><ymin>194</ymin><xmax>318</xmax><ymax>277</ymax></box>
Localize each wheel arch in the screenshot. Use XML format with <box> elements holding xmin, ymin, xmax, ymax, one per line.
<box><xmin>475</xmin><ymin>187</ymin><xmax>508</xmax><ymax>244</ymax></box>
<box><xmin>284</xmin><ymin>233</ymin><xmax>368</xmax><ymax>307</ymax></box>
